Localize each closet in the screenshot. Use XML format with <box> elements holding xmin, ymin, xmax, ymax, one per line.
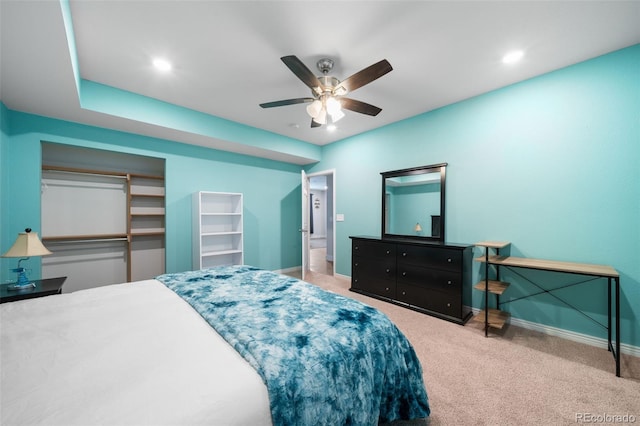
<box><xmin>40</xmin><ymin>143</ymin><xmax>165</xmax><ymax>292</ymax></box>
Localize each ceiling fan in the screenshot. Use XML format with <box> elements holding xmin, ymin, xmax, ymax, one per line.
<box><xmin>260</xmin><ymin>55</ymin><xmax>393</xmax><ymax>128</ymax></box>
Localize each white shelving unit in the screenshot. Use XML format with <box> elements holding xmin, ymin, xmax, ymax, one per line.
<box><xmin>192</xmin><ymin>191</ymin><xmax>243</xmax><ymax>269</ymax></box>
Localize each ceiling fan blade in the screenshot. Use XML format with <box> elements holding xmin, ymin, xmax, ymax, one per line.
<box><xmin>340</xmin><ymin>98</ymin><xmax>382</xmax><ymax>116</ymax></box>
<box><xmin>281</xmin><ymin>55</ymin><xmax>322</xmax><ymax>91</ymax></box>
<box><xmin>259</xmin><ymin>98</ymin><xmax>314</xmax><ymax>108</ymax></box>
<box><xmin>311</xmin><ymin>118</ymin><xmax>322</xmax><ymax>128</ymax></box>
<box><xmin>335</xmin><ymin>59</ymin><xmax>393</xmax><ymax>94</ymax></box>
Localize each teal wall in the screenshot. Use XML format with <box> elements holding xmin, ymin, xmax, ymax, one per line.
<box><xmin>309</xmin><ymin>45</ymin><xmax>640</xmax><ymax>347</ymax></box>
<box><xmin>0</xmin><ymin>110</ymin><xmax>303</xmax><ymax>282</ymax></box>
<box><xmin>1</xmin><ymin>45</ymin><xmax>638</xmax><ymax>348</ymax></box>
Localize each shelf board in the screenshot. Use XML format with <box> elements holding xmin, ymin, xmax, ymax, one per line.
<box><xmin>202</xmin><ymin>249</ymin><xmax>243</xmax><ymax>257</ymax></box>
<box><xmin>131</xmin><ymin>193</ymin><xmax>165</xmax><ymax>198</ymax></box>
<box><xmin>483</xmin><ymin>255</ymin><xmax>619</xmax><ymax>278</ymax></box>
<box><xmin>130</xmin><ymin>212</ymin><xmax>165</xmax><ymax>216</ymax></box>
<box><xmin>474</xmin><ymin>280</ymin><xmax>509</xmax><ymax>295</ymax></box>
<box><xmin>43</xmin><ymin>233</ymin><xmax>128</xmax><ymax>242</ymax></box>
<box><xmin>202</xmin><ymin>231</ymin><xmax>242</xmax><ymax>236</ymax></box>
<box><xmin>475</xmin><ymin>241</ymin><xmax>511</xmax><ymax>249</ymax></box>
<box><xmin>472</xmin><ymin>309</ymin><xmax>510</xmax><ymax>329</ymax></box>
<box><xmin>130</xmin><ymin>231</ymin><xmax>165</xmax><ymax>236</ymax></box>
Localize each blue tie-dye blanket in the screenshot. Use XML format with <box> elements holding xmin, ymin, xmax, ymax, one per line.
<box><xmin>156</xmin><ymin>266</ymin><xmax>429</xmax><ymax>425</ymax></box>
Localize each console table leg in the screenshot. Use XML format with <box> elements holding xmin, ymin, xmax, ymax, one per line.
<box><xmin>616</xmin><ymin>277</ymin><xmax>620</xmax><ymax>377</ymax></box>
<box><xmin>608</xmin><ymin>278</ymin><xmax>612</xmax><ymax>352</ymax></box>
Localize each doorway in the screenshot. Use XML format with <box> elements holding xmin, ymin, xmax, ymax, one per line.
<box><xmin>305</xmin><ymin>170</ymin><xmax>335</xmax><ymax>276</ymax></box>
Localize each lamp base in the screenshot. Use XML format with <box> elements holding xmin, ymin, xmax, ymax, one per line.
<box><xmin>7</xmin><ymin>267</ymin><xmax>36</xmax><ymax>291</ymax></box>
<box><xmin>7</xmin><ymin>282</ymin><xmax>36</xmax><ymax>291</ymax></box>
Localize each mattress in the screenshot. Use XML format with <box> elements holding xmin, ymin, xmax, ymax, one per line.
<box><xmin>0</xmin><ymin>279</ymin><xmax>272</xmax><ymax>425</ymax></box>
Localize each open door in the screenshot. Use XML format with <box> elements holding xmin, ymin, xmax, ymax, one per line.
<box><xmin>301</xmin><ymin>170</ymin><xmax>310</xmax><ymax>280</ymax></box>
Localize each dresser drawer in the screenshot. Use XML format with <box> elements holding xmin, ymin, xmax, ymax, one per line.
<box><xmin>351</xmin><ymin>269</ymin><xmax>396</xmax><ymax>299</ymax></box>
<box><xmin>397</xmin><ymin>244</ymin><xmax>461</xmax><ymax>272</ymax></box>
<box><xmin>352</xmin><ymin>259</ymin><xmax>396</xmax><ymax>286</ymax></box>
<box><xmin>352</xmin><ymin>239</ymin><xmax>396</xmax><ymax>259</ymax></box>
<box><xmin>397</xmin><ymin>263</ymin><xmax>461</xmax><ymax>293</ymax></box>
<box><xmin>396</xmin><ymin>283</ymin><xmax>462</xmax><ymax>316</ymax></box>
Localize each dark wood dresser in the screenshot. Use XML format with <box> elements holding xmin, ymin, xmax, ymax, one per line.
<box><xmin>350</xmin><ymin>236</ymin><xmax>473</xmax><ymax>324</ymax></box>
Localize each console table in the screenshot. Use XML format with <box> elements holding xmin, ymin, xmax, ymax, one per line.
<box><xmin>475</xmin><ymin>242</ymin><xmax>621</xmax><ymax>377</ymax></box>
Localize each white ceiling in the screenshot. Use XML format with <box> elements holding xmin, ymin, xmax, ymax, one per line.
<box><xmin>1</xmin><ymin>1</ymin><xmax>639</xmax><ymax>164</ymax></box>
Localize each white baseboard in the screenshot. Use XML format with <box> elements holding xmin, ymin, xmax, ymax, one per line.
<box><xmin>470</xmin><ymin>307</ymin><xmax>640</xmax><ymax>357</ymax></box>
<box><xmin>274</xmin><ymin>266</ymin><xmax>301</xmax><ymax>275</ymax></box>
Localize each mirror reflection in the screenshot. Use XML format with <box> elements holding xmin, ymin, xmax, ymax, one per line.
<box><xmin>382</xmin><ymin>163</ymin><xmax>446</xmax><ymax>242</ymax></box>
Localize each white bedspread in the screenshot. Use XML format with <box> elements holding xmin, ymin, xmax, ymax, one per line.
<box><xmin>0</xmin><ymin>279</ymin><xmax>272</xmax><ymax>426</ymax></box>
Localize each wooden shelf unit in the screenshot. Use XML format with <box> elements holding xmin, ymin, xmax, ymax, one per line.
<box><xmin>127</xmin><ymin>173</ymin><xmax>165</xmax><ymax>281</ymax></box>
<box><xmin>474</xmin><ymin>241</ymin><xmax>511</xmax><ymax>334</ymax></box>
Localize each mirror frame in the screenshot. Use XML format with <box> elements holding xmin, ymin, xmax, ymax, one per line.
<box><xmin>381</xmin><ymin>162</ymin><xmax>447</xmax><ymax>242</ymax></box>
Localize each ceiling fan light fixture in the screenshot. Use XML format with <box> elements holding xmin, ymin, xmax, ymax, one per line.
<box><xmin>315</xmin><ymin>108</ymin><xmax>327</xmax><ymax>125</ymax></box>
<box><xmin>325</xmin><ymin>96</ymin><xmax>342</xmax><ymax>115</ymax></box>
<box><xmin>306</xmin><ymin>100</ymin><xmax>322</xmax><ymax>118</ymax></box>
<box><xmin>329</xmin><ymin>108</ymin><xmax>345</xmax><ymax>123</ymax></box>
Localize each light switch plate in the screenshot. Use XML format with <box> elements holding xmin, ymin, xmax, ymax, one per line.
<box><xmin>336</xmin><ymin>214</ymin><xmax>344</xmax><ymax>222</ymax></box>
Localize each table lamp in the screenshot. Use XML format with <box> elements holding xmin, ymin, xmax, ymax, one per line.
<box><xmin>2</xmin><ymin>228</ymin><xmax>52</xmax><ymax>290</ymax></box>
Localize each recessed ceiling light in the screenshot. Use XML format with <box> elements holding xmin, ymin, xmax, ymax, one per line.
<box><xmin>152</xmin><ymin>58</ymin><xmax>172</xmax><ymax>72</ymax></box>
<box><xmin>502</xmin><ymin>50</ymin><xmax>524</xmax><ymax>64</ymax></box>
<box><xmin>327</xmin><ymin>124</ymin><xmax>337</xmax><ymax>132</ymax></box>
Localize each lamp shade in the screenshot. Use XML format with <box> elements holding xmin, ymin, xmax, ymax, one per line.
<box><xmin>414</xmin><ymin>223</ymin><xmax>423</xmax><ymax>232</ymax></box>
<box><xmin>2</xmin><ymin>229</ymin><xmax>52</xmax><ymax>258</ymax></box>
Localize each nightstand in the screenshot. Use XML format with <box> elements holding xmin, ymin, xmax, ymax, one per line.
<box><xmin>0</xmin><ymin>277</ymin><xmax>67</xmax><ymax>304</ymax></box>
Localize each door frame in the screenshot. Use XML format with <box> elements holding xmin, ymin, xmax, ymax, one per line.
<box><xmin>302</xmin><ymin>169</ymin><xmax>336</xmax><ymax>278</ymax></box>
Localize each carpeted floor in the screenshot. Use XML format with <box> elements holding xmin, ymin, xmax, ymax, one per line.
<box><xmin>288</xmin><ymin>270</ymin><xmax>640</xmax><ymax>425</ymax></box>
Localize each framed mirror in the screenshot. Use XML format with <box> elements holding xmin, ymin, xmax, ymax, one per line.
<box><xmin>381</xmin><ymin>163</ymin><xmax>447</xmax><ymax>242</ymax></box>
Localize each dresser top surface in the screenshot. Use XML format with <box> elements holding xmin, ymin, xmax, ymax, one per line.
<box><xmin>350</xmin><ymin>235</ymin><xmax>473</xmax><ymax>249</ymax></box>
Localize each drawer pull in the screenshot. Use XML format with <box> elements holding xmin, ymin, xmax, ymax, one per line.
<box><xmin>385</xmin><ymin>287</ymin><xmax>390</xmax><ymax>291</ymax></box>
<box><xmin>402</xmin><ymin>272</ymin><xmax>406</xmax><ymax>276</ymax></box>
<box><xmin>402</xmin><ymin>291</ymin><xmax>406</xmax><ymax>296</ymax></box>
<box><xmin>447</xmin><ymin>280</ymin><xmax>452</xmax><ymax>285</ymax></box>
<box><xmin>447</xmin><ymin>303</ymin><xmax>451</xmax><ymax>307</ymax></box>
<box><xmin>386</xmin><ymin>250</ymin><xmax>390</xmax><ymax>254</ymax></box>
<box><xmin>355</xmin><ymin>246</ymin><xmax>359</xmax><ymax>250</ymax></box>
<box><xmin>385</xmin><ymin>268</ymin><xmax>390</xmax><ymax>273</ymax></box>
<box><xmin>355</xmin><ymin>263</ymin><xmax>359</xmax><ymax>267</ymax></box>
<box><xmin>447</xmin><ymin>258</ymin><xmax>452</xmax><ymax>263</ymax></box>
<box><xmin>402</xmin><ymin>252</ymin><xmax>407</xmax><ymax>257</ymax></box>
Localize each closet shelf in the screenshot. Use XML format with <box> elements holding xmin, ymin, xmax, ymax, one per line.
<box><xmin>130</xmin><ymin>193</ymin><xmax>165</xmax><ymax>198</ymax></box>
<box><xmin>131</xmin><ymin>231</ymin><xmax>165</xmax><ymax>237</ymax></box>
<box><xmin>43</xmin><ymin>233</ymin><xmax>128</xmax><ymax>242</ymax></box>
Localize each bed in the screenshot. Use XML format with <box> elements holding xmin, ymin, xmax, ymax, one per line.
<box><xmin>1</xmin><ymin>265</ymin><xmax>429</xmax><ymax>425</ymax></box>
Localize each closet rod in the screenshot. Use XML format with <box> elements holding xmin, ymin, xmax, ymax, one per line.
<box><xmin>46</xmin><ymin>237</ymin><xmax>129</xmax><ymax>244</ymax></box>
